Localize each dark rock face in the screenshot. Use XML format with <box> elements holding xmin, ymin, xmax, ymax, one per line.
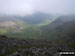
<box><xmin>0</xmin><ymin>35</ymin><xmax>74</xmax><ymax>56</ymax></box>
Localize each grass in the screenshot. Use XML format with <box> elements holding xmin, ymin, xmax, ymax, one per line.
<box><xmin>67</xmin><ymin>42</ymin><xmax>75</xmax><ymax>50</ymax></box>
<box><xmin>36</xmin><ymin>18</ymin><xmax>56</xmax><ymax>27</ymax></box>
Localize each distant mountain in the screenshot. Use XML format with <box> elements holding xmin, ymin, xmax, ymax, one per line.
<box><xmin>41</xmin><ymin>15</ymin><xmax>75</xmax><ymax>39</ymax></box>
<box><xmin>18</xmin><ymin>12</ymin><xmax>53</xmax><ymax>24</ymax></box>
<box><xmin>40</xmin><ymin>15</ymin><xmax>75</xmax><ymax>49</ymax></box>
<box><xmin>0</xmin><ymin>12</ymin><xmax>54</xmax><ymax>37</ymax></box>
<box><xmin>42</xmin><ymin>15</ymin><xmax>75</xmax><ymax>29</ymax></box>
<box><xmin>0</xmin><ymin>12</ymin><xmax>53</xmax><ymax>25</ymax></box>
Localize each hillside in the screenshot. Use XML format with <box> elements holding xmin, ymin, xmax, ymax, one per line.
<box><xmin>0</xmin><ymin>12</ymin><xmax>56</xmax><ymax>38</ymax></box>
<box><xmin>40</xmin><ymin>15</ymin><xmax>75</xmax><ymax>49</ymax></box>
<box><xmin>0</xmin><ymin>17</ymin><xmax>31</xmax><ymax>34</ymax></box>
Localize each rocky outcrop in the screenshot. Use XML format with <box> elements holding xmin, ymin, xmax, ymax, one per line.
<box><xmin>0</xmin><ymin>35</ymin><xmax>74</xmax><ymax>56</ymax></box>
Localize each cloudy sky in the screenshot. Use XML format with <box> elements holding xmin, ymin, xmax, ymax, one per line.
<box><xmin>0</xmin><ymin>0</ymin><xmax>75</xmax><ymax>15</ymax></box>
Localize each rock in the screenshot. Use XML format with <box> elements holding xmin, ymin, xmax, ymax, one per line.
<box><xmin>11</xmin><ymin>52</ymin><xmax>20</xmax><ymax>56</ymax></box>
<box><xmin>0</xmin><ymin>37</ymin><xmax>73</xmax><ymax>56</ymax></box>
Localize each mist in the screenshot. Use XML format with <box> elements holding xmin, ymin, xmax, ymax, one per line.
<box><xmin>0</xmin><ymin>0</ymin><xmax>75</xmax><ymax>15</ymax></box>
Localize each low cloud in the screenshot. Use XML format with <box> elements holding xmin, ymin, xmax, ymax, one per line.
<box><xmin>0</xmin><ymin>0</ymin><xmax>74</xmax><ymax>15</ymax></box>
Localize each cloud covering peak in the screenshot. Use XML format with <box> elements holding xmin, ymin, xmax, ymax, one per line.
<box><xmin>0</xmin><ymin>0</ymin><xmax>75</xmax><ymax>15</ymax></box>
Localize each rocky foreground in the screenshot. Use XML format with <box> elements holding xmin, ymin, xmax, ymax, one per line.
<box><xmin>0</xmin><ymin>35</ymin><xmax>74</xmax><ymax>56</ymax></box>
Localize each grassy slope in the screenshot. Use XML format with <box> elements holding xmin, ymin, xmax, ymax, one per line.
<box><xmin>41</xmin><ymin>20</ymin><xmax>75</xmax><ymax>50</ymax></box>
<box><xmin>0</xmin><ymin>18</ymin><xmax>56</xmax><ymax>38</ymax></box>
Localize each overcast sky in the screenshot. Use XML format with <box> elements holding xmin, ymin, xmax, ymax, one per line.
<box><xmin>0</xmin><ymin>0</ymin><xmax>75</xmax><ymax>15</ymax></box>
